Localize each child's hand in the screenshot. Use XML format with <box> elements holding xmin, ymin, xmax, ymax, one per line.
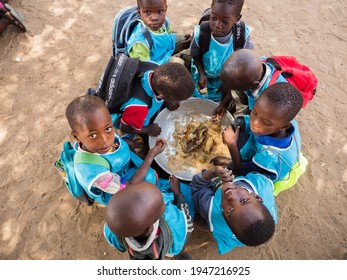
<box><xmin>169</xmin><ymin>175</ymin><xmax>181</xmax><ymax>195</ymax></box>
<box><xmin>210</xmin><ymin>156</ymin><xmax>231</xmax><ymax>166</ymax></box>
<box><xmin>181</xmin><ymin>33</ymin><xmax>192</xmax><ymax>50</ymax></box>
<box><xmin>165</xmin><ymin>100</ymin><xmax>180</xmax><ymax>111</ymax></box>
<box><xmin>143</xmin><ymin>123</ymin><xmax>162</xmax><ymax>137</ymax></box>
<box><xmin>198</xmin><ymin>74</ymin><xmax>207</xmax><ymax>92</ymax></box>
<box><xmin>149</xmin><ymin>138</ymin><xmax>167</xmax><ymax>157</ymax></box>
<box><xmin>214</xmin><ymin>166</ymin><xmax>233</xmax><ymax>182</ymax></box>
<box><xmin>212</xmin><ymin>105</ymin><xmax>226</xmax><ymax>122</ymax></box>
<box><xmin>222</xmin><ymin>125</ymin><xmax>240</xmax><ymax>146</ymax></box>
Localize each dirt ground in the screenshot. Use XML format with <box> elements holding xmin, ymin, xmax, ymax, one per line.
<box><xmin>0</xmin><ymin>0</ymin><xmax>346</xmax><ymax>260</ymax></box>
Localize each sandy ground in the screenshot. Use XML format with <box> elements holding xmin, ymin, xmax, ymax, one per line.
<box><xmin>0</xmin><ymin>0</ymin><xmax>346</xmax><ymax>260</ymax></box>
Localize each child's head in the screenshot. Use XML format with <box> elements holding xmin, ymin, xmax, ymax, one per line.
<box><xmin>250</xmin><ymin>82</ymin><xmax>303</xmax><ymax>137</ymax></box>
<box><xmin>137</xmin><ymin>0</ymin><xmax>167</xmax><ymax>31</ymax></box>
<box><xmin>221</xmin><ymin>182</ymin><xmax>275</xmax><ymax>246</ymax></box>
<box><xmin>105</xmin><ymin>182</ymin><xmax>165</xmax><ymax>238</ymax></box>
<box><xmin>210</xmin><ymin>0</ymin><xmax>244</xmax><ymax>37</ymax></box>
<box><xmin>152</xmin><ymin>62</ymin><xmax>194</xmax><ymax>102</ymax></box>
<box><xmin>65</xmin><ymin>95</ymin><xmax>115</xmax><ymax>154</ymax></box>
<box><xmin>220</xmin><ymin>49</ymin><xmax>263</xmax><ymax>91</ymax></box>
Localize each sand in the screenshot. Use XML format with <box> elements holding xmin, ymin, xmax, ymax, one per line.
<box><xmin>0</xmin><ymin>0</ymin><xmax>346</xmax><ymax>260</ymax></box>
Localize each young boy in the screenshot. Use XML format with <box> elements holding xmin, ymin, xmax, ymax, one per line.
<box><xmin>126</xmin><ymin>0</ymin><xmax>191</xmax><ymax>65</ymax></box>
<box><xmin>112</xmin><ymin>62</ymin><xmax>195</xmax><ymax>137</ymax></box>
<box><xmin>190</xmin><ymin>0</ymin><xmax>254</xmax><ymax>116</ymax></box>
<box><xmin>65</xmin><ymin>95</ymin><xmax>166</xmax><ymax>206</ymax></box>
<box><xmin>190</xmin><ymin>165</ymin><xmax>276</xmax><ymax>255</ymax></box>
<box><xmin>220</xmin><ymin>49</ymin><xmax>287</xmax><ymax>111</ymax></box>
<box><xmin>212</xmin><ymin>82</ymin><xmax>306</xmax><ymax>195</ymax></box>
<box><xmin>104</xmin><ymin>176</ymin><xmax>194</xmax><ymax>260</ymax></box>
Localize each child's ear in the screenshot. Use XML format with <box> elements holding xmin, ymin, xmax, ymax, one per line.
<box><xmin>237</xmin><ymin>14</ymin><xmax>242</xmax><ymax>21</ymax></box>
<box><xmin>71</xmin><ymin>131</ymin><xmax>79</xmax><ymax>141</ymax></box>
<box><xmin>281</xmin><ymin>122</ymin><xmax>292</xmax><ymax>130</ymax></box>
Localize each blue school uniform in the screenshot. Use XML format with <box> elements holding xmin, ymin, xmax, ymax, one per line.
<box><xmin>211</xmin><ymin>173</ymin><xmax>277</xmax><ymax>254</ymax></box>
<box><xmin>190</xmin><ymin>171</ymin><xmax>277</xmax><ymax>255</ymax></box>
<box><xmin>111</xmin><ymin>71</ymin><xmax>164</xmax><ymax>128</ymax></box>
<box><xmin>74</xmin><ymin>134</ymin><xmax>157</xmax><ymax>205</ymax></box>
<box><xmin>126</xmin><ymin>19</ymin><xmax>176</xmax><ymax>65</ymax></box>
<box><xmin>104</xmin><ymin>178</ymin><xmax>194</xmax><ymax>257</ymax></box>
<box><xmin>191</xmin><ymin>24</ymin><xmax>252</xmax><ymax>102</ymax></box>
<box><xmin>239</xmin><ymin>115</ymin><xmax>302</xmax><ymax>182</ymax></box>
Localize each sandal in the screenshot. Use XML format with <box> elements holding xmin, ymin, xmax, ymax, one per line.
<box><xmin>4</xmin><ymin>3</ymin><xmax>26</xmax><ymax>32</ymax></box>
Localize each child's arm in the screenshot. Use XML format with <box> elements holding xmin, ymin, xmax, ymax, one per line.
<box><xmin>128</xmin><ymin>43</ymin><xmax>151</xmax><ymax>61</ymax></box>
<box><xmin>127</xmin><ymin>138</ymin><xmax>166</xmax><ymax>186</ymax></box>
<box><xmin>169</xmin><ymin>175</ymin><xmax>194</xmax><ymax>236</ymax></box>
<box><xmin>120</xmin><ymin>105</ymin><xmax>162</xmax><ymax>137</ymax></box>
<box><xmin>194</xmin><ymin>56</ymin><xmax>207</xmax><ymax>90</ymax></box>
<box><xmin>222</xmin><ymin>125</ymin><xmax>242</xmax><ymax>170</ymax></box>
<box><xmin>212</xmin><ymin>89</ymin><xmax>232</xmax><ymax>121</ymax></box>
<box><xmin>120</xmin><ymin>122</ymin><xmax>162</xmax><ymax>137</ymax></box>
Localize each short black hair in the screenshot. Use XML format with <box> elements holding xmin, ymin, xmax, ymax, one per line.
<box><xmin>262</xmin><ymin>82</ymin><xmax>303</xmax><ymax>122</ymax></box>
<box><xmin>65</xmin><ymin>95</ymin><xmax>107</xmax><ymax>132</ymax></box>
<box><xmin>232</xmin><ymin>205</ymin><xmax>275</xmax><ymax>246</ymax></box>
<box><xmin>212</xmin><ymin>0</ymin><xmax>244</xmax><ymax>15</ymax></box>
<box><xmin>152</xmin><ymin>62</ymin><xmax>194</xmax><ymax>102</ymax></box>
<box><xmin>137</xmin><ymin>0</ymin><xmax>167</xmax><ymax>8</ymax></box>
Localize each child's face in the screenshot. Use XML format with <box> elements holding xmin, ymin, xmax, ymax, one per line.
<box><xmin>72</xmin><ymin>107</ymin><xmax>115</xmax><ymax>154</ymax></box>
<box><xmin>138</xmin><ymin>0</ymin><xmax>167</xmax><ymax>31</ymax></box>
<box><xmin>221</xmin><ymin>183</ymin><xmax>264</xmax><ymax>229</ymax></box>
<box><xmin>250</xmin><ymin>95</ymin><xmax>290</xmax><ymax>137</ymax></box>
<box><xmin>210</xmin><ymin>2</ymin><xmax>240</xmax><ymax>37</ymax></box>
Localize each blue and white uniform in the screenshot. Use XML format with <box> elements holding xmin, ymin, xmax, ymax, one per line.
<box><xmin>127</xmin><ymin>19</ymin><xmax>176</xmax><ymax>65</ymax></box>
<box><xmin>190</xmin><ymin>171</ymin><xmax>277</xmax><ymax>255</ymax></box>
<box><xmin>238</xmin><ymin>115</ymin><xmax>301</xmax><ymax>182</ymax></box>
<box><xmin>190</xmin><ymin>24</ymin><xmax>252</xmax><ymax>102</ymax></box>
<box><xmin>104</xmin><ymin>178</ymin><xmax>194</xmax><ymax>257</ymax></box>
<box><xmin>74</xmin><ymin>134</ymin><xmax>157</xmax><ymax>205</ymax></box>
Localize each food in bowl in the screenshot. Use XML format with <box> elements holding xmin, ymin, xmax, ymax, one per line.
<box><xmin>166</xmin><ymin>113</ymin><xmax>230</xmax><ymax>174</ymax></box>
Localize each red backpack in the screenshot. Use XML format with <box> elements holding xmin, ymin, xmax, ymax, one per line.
<box><xmin>264</xmin><ymin>56</ymin><xmax>318</xmax><ymax>108</ymax></box>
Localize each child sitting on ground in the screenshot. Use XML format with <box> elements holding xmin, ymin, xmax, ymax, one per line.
<box><xmin>190</xmin><ymin>165</ymin><xmax>276</xmax><ymax>255</ymax></box>
<box><xmin>65</xmin><ymin>95</ymin><xmax>167</xmax><ymax>206</ymax></box>
<box><xmin>190</xmin><ymin>0</ymin><xmax>254</xmax><ymax>116</ymax></box>
<box><xmin>212</xmin><ymin>82</ymin><xmax>307</xmax><ymax>196</ymax></box>
<box><xmin>112</xmin><ymin>62</ymin><xmax>194</xmax><ymax>137</ymax></box>
<box><xmin>126</xmin><ymin>0</ymin><xmax>191</xmax><ymax>65</ymax></box>
<box><xmin>220</xmin><ymin>49</ymin><xmax>287</xmax><ymax>112</ymax></box>
<box><xmin>104</xmin><ymin>175</ymin><xmax>194</xmax><ymax>260</ymax></box>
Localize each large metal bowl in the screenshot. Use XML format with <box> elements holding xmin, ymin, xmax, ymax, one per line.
<box><xmin>148</xmin><ymin>98</ymin><xmax>234</xmax><ymax>181</ymax></box>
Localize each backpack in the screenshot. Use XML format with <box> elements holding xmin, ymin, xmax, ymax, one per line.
<box><xmin>265</xmin><ymin>56</ymin><xmax>318</xmax><ymax>108</ymax></box>
<box><xmin>54</xmin><ymin>142</ymin><xmax>110</xmax><ymax>206</ymax></box>
<box><xmin>112</xmin><ymin>6</ymin><xmax>169</xmax><ymax>56</ymax></box>
<box><xmin>87</xmin><ymin>53</ymin><xmax>158</xmax><ymax>114</ymax></box>
<box><xmin>197</xmin><ymin>7</ymin><xmax>246</xmax><ymax>55</ymax></box>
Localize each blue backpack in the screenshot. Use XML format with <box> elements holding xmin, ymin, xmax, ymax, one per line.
<box><xmin>111</xmin><ymin>6</ymin><xmax>169</xmax><ymax>56</ymax></box>
<box><xmin>54</xmin><ymin>142</ymin><xmax>110</xmax><ymax>206</ymax></box>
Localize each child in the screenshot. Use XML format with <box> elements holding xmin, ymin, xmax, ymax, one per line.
<box><xmin>104</xmin><ymin>175</ymin><xmax>194</xmax><ymax>260</ymax></box>
<box><xmin>112</xmin><ymin>62</ymin><xmax>195</xmax><ymax>137</ymax></box>
<box><xmin>0</xmin><ymin>1</ymin><xmax>26</xmax><ymax>35</ymax></box>
<box><xmin>212</xmin><ymin>82</ymin><xmax>306</xmax><ymax>195</ymax></box>
<box><xmin>65</xmin><ymin>95</ymin><xmax>166</xmax><ymax>206</ymax></box>
<box><xmin>190</xmin><ymin>0</ymin><xmax>254</xmax><ymax>116</ymax></box>
<box><xmin>126</xmin><ymin>0</ymin><xmax>191</xmax><ymax>65</ymax></box>
<box><xmin>220</xmin><ymin>49</ymin><xmax>287</xmax><ymax>111</ymax></box>
<box><xmin>190</xmin><ymin>165</ymin><xmax>276</xmax><ymax>255</ymax></box>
